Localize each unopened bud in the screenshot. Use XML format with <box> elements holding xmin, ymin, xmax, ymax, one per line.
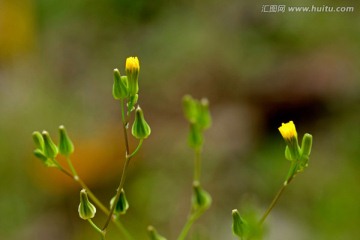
<box><xmin>182</xmin><ymin>95</ymin><xmax>199</xmax><ymax>123</ymax></box>
<box><xmin>32</xmin><ymin>131</ymin><xmax>44</xmax><ymax>150</ymax></box>
<box><xmin>232</xmin><ymin>209</ymin><xmax>247</xmax><ymax>239</ymax></box>
<box><xmin>198</xmin><ymin>98</ymin><xmax>212</xmax><ymax>130</ymax></box>
<box><xmin>147</xmin><ymin>226</ymin><xmax>167</xmax><ymax>240</ymax></box>
<box><xmin>78</xmin><ymin>189</ymin><xmax>96</xmax><ymax>220</ymax></box>
<box><xmin>301</xmin><ymin>133</ymin><xmax>312</xmax><ymax>159</ymax></box>
<box><xmin>110</xmin><ymin>189</ymin><xmax>129</xmax><ymax>217</ymax></box>
<box><xmin>125</xmin><ymin>57</ymin><xmax>140</xmax><ymax>96</ymax></box>
<box><xmin>42</xmin><ymin>131</ymin><xmax>58</xmax><ymax>158</ymax></box>
<box><xmin>59</xmin><ymin>125</ymin><xmax>74</xmax><ymax>156</ymax></box>
<box><xmin>33</xmin><ymin>149</ymin><xmax>57</xmax><ymax>167</ymax></box>
<box><xmin>132</xmin><ymin>106</ymin><xmax>151</xmax><ymax>139</ymax></box>
<box><xmin>113</xmin><ymin>69</ymin><xmax>129</xmax><ymax>99</ymax></box>
<box><xmin>192</xmin><ymin>181</ymin><xmax>211</xmax><ymax>211</ymax></box>
<box><xmin>278</xmin><ymin>121</ymin><xmax>300</xmax><ymax>160</ymax></box>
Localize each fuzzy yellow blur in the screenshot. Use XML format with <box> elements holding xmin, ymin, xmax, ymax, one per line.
<box><xmin>278</xmin><ymin>121</ymin><xmax>297</xmax><ymax>140</ymax></box>
<box><xmin>125</xmin><ymin>56</ymin><xmax>140</xmax><ymax>72</ymax></box>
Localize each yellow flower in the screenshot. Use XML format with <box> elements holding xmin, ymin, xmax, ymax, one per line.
<box><xmin>125</xmin><ymin>56</ymin><xmax>140</xmax><ymax>96</ymax></box>
<box><xmin>125</xmin><ymin>56</ymin><xmax>140</xmax><ymax>72</ymax></box>
<box><xmin>278</xmin><ymin>121</ymin><xmax>297</xmax><ymax>140</ymax></box>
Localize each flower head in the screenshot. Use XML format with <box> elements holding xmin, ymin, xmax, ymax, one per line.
<box><xmin>125</xmin><ymin>57</ymin><xmax>140</xmax><ymax>96</ymax></box>
<box><xmin>278</xmin><ymin>121</ymin><xmax>297</xmax><ymax>140</ymax></box>
<box><xmin>125</xmin><ymin>57</ymin><xmax>140</xmax><ymax>72</ymax></box>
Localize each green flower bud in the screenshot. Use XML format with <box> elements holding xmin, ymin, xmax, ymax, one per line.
<box><xmin>299</xmin><ymin>133</ymin><xmax>312</xmax><ymax>170</ymax></box>
<box><xmin>192</xmin><ymin>181</ymin><xmax>211</xmax><ymax>211</ymax></box>
<box><xmin>284</xmin><ymin>146</ymin><xmax>293</xmax><ymax>161</ymax></box>
<box><xmin>188</xmin><ymin>123</ymin><xmax>203</xmax><ymax>149</ymax></box>
<box><xmin>147</xmin><ymin>226</ymin><xmax>167</xmax><ymax>240</ymax></box>
<box><xmin>125</xmin><ymin>57</ymin><xmax>140</xmax><ymax>96</ymax></box>
<box><xmin>32</xmin><ymin>131</ymin><xmax>44</xmax><ymax>150</ymax></box>
<box><xmin>113</xmin><ymin>69</ymin><xmax>129</xmax><ymax>99</ymax></box>
<box><xmin>59</xmin><ymin>125</ymin><xmax>74</xmax><ymax>156</ymax></box>
<box><xmin>198</xmin><ymin>98</ymin><xmax>212</xmax><ymax>130</ymax></box>
<box><xmin>127</xmin><ymin>94</ymin><xmax>138</xmax><ymax>112</ymax></box>
<box><xmin>110</xmin><ymin>189</ymin><xmax>129</xmax><ymax>217</ymax></box>
<box><xmin>78</xmin><ymin>189</ymin><xmax>96</xmax><ymax>220</ymax></box>
<box><xmin>132</xmin><ymin>106</ymin><xmax>151</xmax><ymax>139</ymax></box>
<box><xmin>33</xmin><ymin>149</ymin><xmax>57</xmax><ymax>167</ymax></box>
<box><xmin>232</xmin><ymin>209</ymin><xmax>248</xmax><ymax>239</ymax></box>
<box><xmin>182</xmin><ymin>95</ymin><xmax>199</xmax><ymax>123</ymax></box>
<box><xmin>301</xmin><ymin>133</ymin><xmax>312</xmax><ymax>159</ymax></box>
<box><xmin>42</xmin><ymin>131</ymin><xmax>58</xmax><ymax>158</ymax></box>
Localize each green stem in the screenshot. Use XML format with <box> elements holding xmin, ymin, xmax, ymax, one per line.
<box><xmin>259</xmin><ymin>177</ymin><xmax>293</xmax><ymax>225</ymax></box>
<box><xmin>102</xmin><ymin>99</ymin><xmax>133</xmax><ymax>231</ymax></box>
<box><xmin>127</xmin><ymin>139</ymin><xmax>143</xmax><ymax>159</ymax></box>
<box><xmin>102</xmin><ymin>156</ymin><xmax>131</xmax><ymax>230</ymax></box>
<box><xmin>194</xmin><ymin>148</ymin><xmax>202</xmax><ymax>182</ymax></box>
<box><xmin>177</xmin><ymin>147</ymin><xmax>205</xmax><ymax>240</ymax></box>
<box><xmin>52</xmin><ymin>158</ymin><xmax>73</xmax><ymax>178</ymax></box>
<box><xmin>52</xmin><ymin>159</ymin><xmax>132</xmax><ymax>239</ymax></box>
<box><xmin>66</xmin><ymin>156</ymin><xmax>78</xmax><ymax>177</ymax></box>
<box><xmin>120</xmin><ymin>99</ymin><xmax>127</xmax><ymax>124</ymax></box>
<box><xmin>177</xmin><ymin>209</ymin><xmax>205</xmax><ymax>240</ymax></box>
<box><xmin>88</xmin><ymin>219</ymin><xmax>106</xmax><ymax>240</ymax></box>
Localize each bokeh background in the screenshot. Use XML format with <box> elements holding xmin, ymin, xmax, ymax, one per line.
<box><xmin>1</xmin><ymin>0</ymin><xmax>360</xmax><ymax>239</ymax></box>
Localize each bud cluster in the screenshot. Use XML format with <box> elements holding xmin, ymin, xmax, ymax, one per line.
<box><xmin>278</xmin><ymin>121</ymin><xmax>313</xmax><ymax>182</ymax></box>
<box><xmin>32</xmin><ymin>125</ymin><xmax>74</xmax><ymax>167</ymax></box>
<box><xmin>113</xmin><ymin>57</ymin><xmax>151</xmax><ymax>140</ymax></box>
<box><xmin>182</xmin><ymin>95</ymin><xmax>212</xmax><ymax>149</ymax></box>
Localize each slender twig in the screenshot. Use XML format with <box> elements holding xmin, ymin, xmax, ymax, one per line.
<box><xmin>102</xmin><ymin>155</ymin><xmax>131</xmax><ymax>230</ymax></box>
<box><xmin>259</xmin><ymin>177</ymin><xmax>294</xmax><ymax>225</ymax></box>
<box><xmin>52</xmin><ymin>158</ymin><xmax>132</xmax><ymax>238</ymax></box>
<box><xmin>177</xmin><ymin>209</ymin><xmax>205</xmax><ymax>240</ymax></box>
<box><xmin>194</xmin><ymin>148</ymin><xmax>202</xmax><ymax>182</ymax></box>
<box><xmin>88</xmin><ymin>219</ymin><xmax>106</xmax><ymax>240</ymax></box>
<box><xmin>177</xmin><ymin>146</ymin><xmax>206</xmax><ymax>240</ymax></box>
<box><xmin>102</xmin><ymin>99</ymin><xmax>141</xmax><ymax>232</ymax></box>
<box><xmin>127</xmin><ymin>139</ymin><xmax>143</xmax><ymax>159</ymax></box>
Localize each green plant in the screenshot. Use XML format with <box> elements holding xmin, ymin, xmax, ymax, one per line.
<box><xmin>32</xmin><ymin>57</ymin><xmax>313</xmax><ymax>240</ymax></box>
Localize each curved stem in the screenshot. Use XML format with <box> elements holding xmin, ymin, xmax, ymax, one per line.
<box><xmin>52</xmin><ymin>159</ymin><xmax>131</xmax><ymax>239</ymax></box>
<box><xmin>88</xmin><ymin>219</ymin><xmax>106</xmax><ymax>240</ymax></box>
<box><xmin>259</xmin><ymin>177</ymin><xmax>293</xmax><ymax>225</ymax></box>
<box><xmin>177</xmin><ymin>209</ymin><xmax>205</xmax><ymax>240</ymax></box>
<box><xmin>127</xmin><ymin>139</ymin><xmax>143</xmax><ymax>159</ymax></box>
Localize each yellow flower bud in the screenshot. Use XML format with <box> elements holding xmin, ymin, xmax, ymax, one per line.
<box><xmin>125</xmin><ymin>56</ymin><xmax>140</xmax><ymax>96</ymax></box>
<box><xmin>278</xmin><ymin>121</ymin><xmax>297</xmax><ymax>140</ymax></box>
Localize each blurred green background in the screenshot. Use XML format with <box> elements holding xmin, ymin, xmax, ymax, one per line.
<box><xmin>1</xmin><ymin>0</ymin><xmax>360</xmax><ymax>239</ymax></box>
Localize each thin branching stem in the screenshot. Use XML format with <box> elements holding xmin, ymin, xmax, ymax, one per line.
<box><xmin>259</xmin><ymin>176</ymin><xmax>294</xmax><ymax>225</ymax></box>
<box><xmin>52</xmin><ymin>158</ymin><xmax>132</xmax><ymax>238</ymax></box>
<box><xmin>102</xmin><ymin>99</ymin><xmax>141</xmax><ymax>236</ymax></box>
<box><xmin>88</xmin><ymin>219</ymin><xmax>106</xmax><ymax>240</ymax></box>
